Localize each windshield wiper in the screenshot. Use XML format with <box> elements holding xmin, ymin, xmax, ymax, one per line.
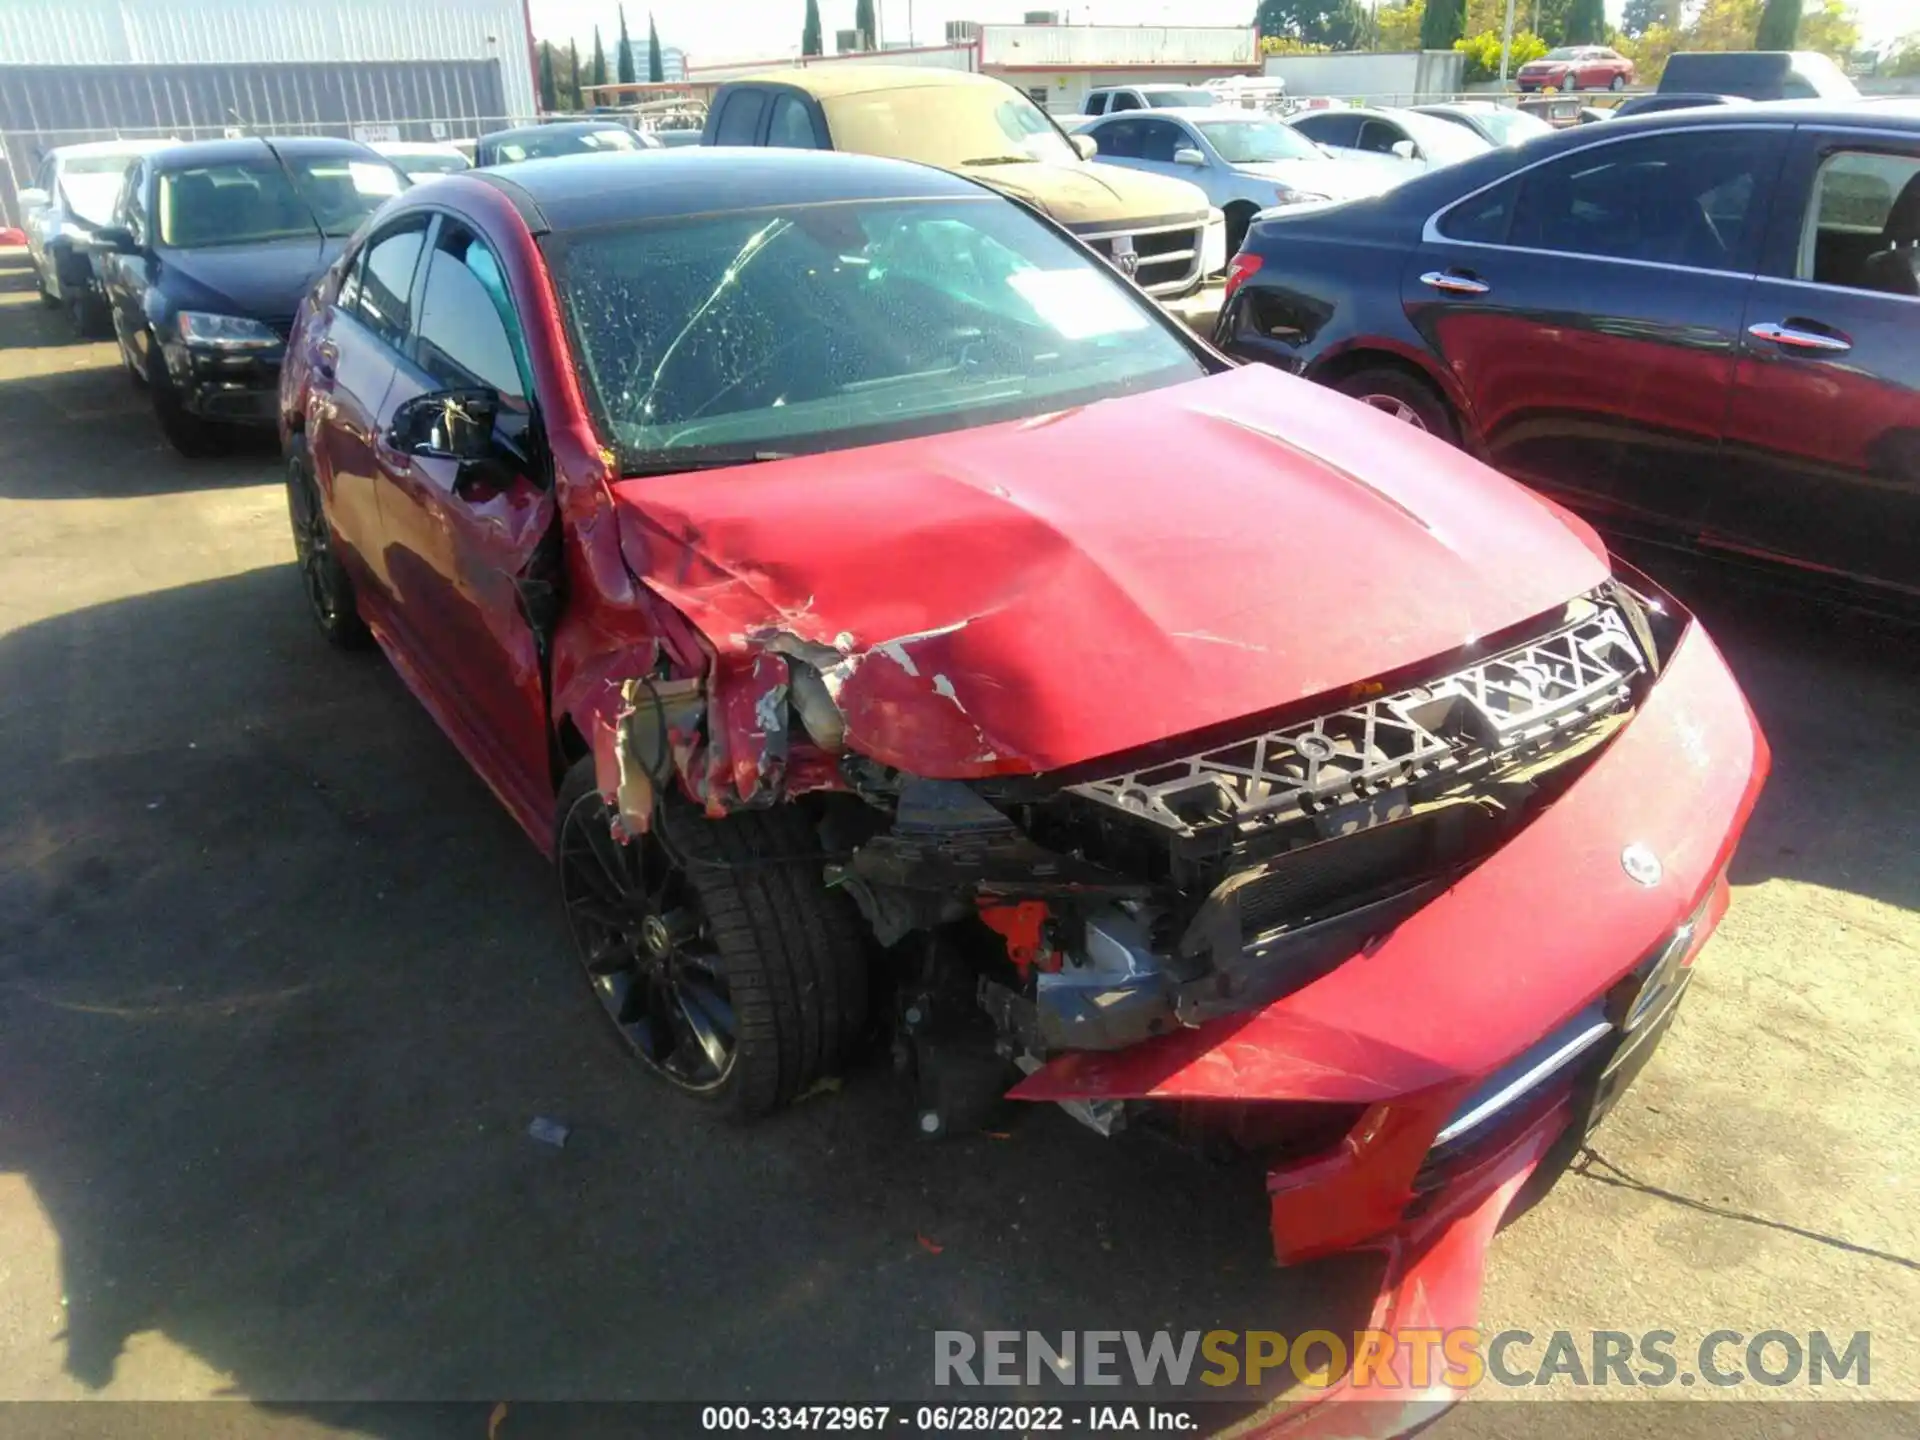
<box><xmin>960</xmin><ymin>155</ymin><xmax>1036</xmax><ymax>167</ymax></box>
<box><xmin>259</xmin><ymin>138</ymin><xmax>326</xmax><ymax>242</ymax></box>
<box><xmin>620</xmin><ymin>451</ymin><xmax>793</xmax><ymax>478</ymax></box>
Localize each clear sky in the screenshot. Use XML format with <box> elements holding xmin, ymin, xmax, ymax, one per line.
<box><xmin>529</xmin><ymin>0</ymin><xmax>1915</xmax><ymax>65</ymax></box>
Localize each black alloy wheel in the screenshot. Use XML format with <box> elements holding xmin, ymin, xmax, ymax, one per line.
<box><xmin>286</xmin><ymin>451</ymin><xmax>369</xmax><ymax>648</ymax></box>
<box><xmin>1335</xmin><ymin>366</ymin><xmax>1459</xmax><ymax>443</ymax></box>
<box><xmin>558</xmin><ymin>786</ymin><xmax>741</xmax><ymax>1096</ymax></box>
<box><xmin>553</xmin><ymin>759</ymin><xmax>870</xmax><ymax>1117</ymax></box>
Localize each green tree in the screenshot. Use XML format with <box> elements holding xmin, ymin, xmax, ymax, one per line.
<box><xmin>802</xmin><ymin>0</ymin><xmax>823</xmax><ymax>54</ymax></box>
<box><xmin>589</xmin><ymin>25</ymin><xmax>608</xmax><ymax>91</ymax></box>
<box><xmin>1564</xmin><ymin>0</ymin><xmax>1605</xmax><ymax>42</ymax></box>
<box><xmin>617</xmin><ymin>5</ymin><xmax>636</xmax><ymax>83</ymax></box>
<box><xmin>1421</xmin><ymin>0</ymin><xmax>1466</xmax><ymax>49</ymax></box>
<box><xmin>538</xmin><ymin>40</ymin><xmax>558</xmax><ymax>110</ymax></box>
<box><xmin>854</xmin><ymin>0</ymin><xmax>876</xmax><ymax>47</ymax></box>
<box><xmin>1255</xmin><ymin>0</ymin><xmax>1372</xmax><ymax>47</ymax></box>
<box><xmin>1754</xmin><ymin>0</ymin><xmax>1799</xmax><ymax>47</ymax></box>
<box><xmin>1375</xmin><ymin>0</ymin><xmax>1424</xmax><ymax>49</ymax></box>
<box><xmin>1797</xmin><ymin>0</ymin><xmax>1857</xmax><ymax>55</ymax></box>
<box><xmin>566</xmin><ymin>39</ymin><xmax>584</xmax><ymax>108</ymax></box>
<box><xmin>648</xmin><ymin>13</ymin><xmax>665</xmax><ymax>81</ymax></box>
<box><xmin>1619</xmin><ymin>0</ymin><xmax>1662</xmax><ymax>35</ymax></box>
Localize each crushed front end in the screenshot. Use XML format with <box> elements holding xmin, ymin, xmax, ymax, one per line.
<box><xmin>603</xmin><ymin>557</ymin><xmax>1765</xmax><ymax>1278</ymax></box>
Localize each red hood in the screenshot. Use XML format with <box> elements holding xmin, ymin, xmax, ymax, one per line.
<box><xmin>611</xmin><ymin>365</ymin><xmax>1609</xmax><ymax>777</ymax></box>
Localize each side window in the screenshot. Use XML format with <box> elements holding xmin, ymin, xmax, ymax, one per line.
<box><xmin>1297</xmin><ymin>113</ymin><xmax>1358</xmax><ymax>148</ymax></box>
<box><xmin>715</xmin><ymin>90</ymin><xmax>768</xmax><ymax>145</ymax></box>
<box><xmin>122</xmin><ymin>165</ymin><xmax>148</xmax><ymax>244</ymax></box>
<box><xmin>1085</xmin><ymin>93</ymin><xmax>1107</xmax><ymax>115</ymax></box>
<box><xmin>413</xmin><ymin>223</ymin><xmax>529</xmax><ymax>407</ymax></box>
<box><xmin>1357</xmin><ymin>120</ymin><xmax>1406</xmax><ymax>156</ymax></box>
<box><xmin>1438</xmin><ymin>175</ymin><xmax>1520</xmax><ymax>243</ymax></box>
<box><xmin>1109</xmin><ymin>91</ymin><xmax>1141</xmax><ymax>113</ymax></box>
<box><xmin>1508</xmin><ymin>130</ymin><xmax>1778</xmax><ymax>272</ymax></box>
<box><xmin>1798</xmin><ymin>147</ymin><xmax>1920</xmax><ymax>294</ymax></box>
<box><xmin>767</xmin><ymin>95</ymin><xmax>819</xmax><ymax>149</ymax></box>
<box><xmin>348</xmin><ymin>221</ymin><xmax>427</xmax><ymax>349</ymax></box>
<box><xmin>1136</xmin><ymin>120</ymin><xmax>1182</xmax><ymax>164</ymax></box>
<box><xmin>1095</xmin><ymin>119</ymin><xmax>1141</xmax><ymax>159</ymax></box>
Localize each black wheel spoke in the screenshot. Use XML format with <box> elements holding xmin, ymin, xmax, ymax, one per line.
<box><xmin>673</xmin><ymin>984</ymin><xmax>731</xmax><ymax>1079</ymax></box>
<box><xmin>559</xmin><ymin>789</ymin><xmax>736</xmax><ymax>1095</ymax></box>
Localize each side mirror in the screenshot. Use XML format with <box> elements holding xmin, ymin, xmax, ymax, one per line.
<box><xmin>18</xmin><ymin>187</ymin><xmax>49</xmax><ymax>212</ymax></box>
<box><xmin>1390</xmin><ymin>139</ymin><xmax>1418</xmax><ymax>160</ymax></box>
<box><xmin>1071</xmin><ymin>133</ymin><xmax>1098</xmax><ymax>160</ymax></box>
<box><xmin>91</xmin><ymin>225</ymin><xmax>138</xmax><ymax>254</ymax></box>
<box><xmin>389</xmin><ymin>388</ymin><xmax>499</xmax><ymax>462</ymax></box>
<box><xmin>1173</xmin><ymin>146</ymin><xmax>1208</xmax><ymax>167</ymax></box>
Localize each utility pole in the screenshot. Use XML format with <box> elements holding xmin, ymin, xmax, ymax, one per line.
<box><xmin>1499</xmin><ymin>0</ymin><xmax>1516</xmax><ymax>82</ymax></box>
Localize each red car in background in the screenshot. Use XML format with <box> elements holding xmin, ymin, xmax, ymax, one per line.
<box><xmin>280</xmin><ymin>148</ymin><xmax>1764</xmax><ymax>1426</ymax></box>
<box><xmin>1516</xmin><ymin>45</ymin><xmax>1637</xmax><ymax>92</ymax></box>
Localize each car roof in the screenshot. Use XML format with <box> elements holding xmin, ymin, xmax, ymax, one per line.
<box><xmin>484</xmin><ymin>120</ymin><xmax>629</xmax><ymax>144</ymax></box>
<box><xmin>143</xmin><ymin>135</ymin><xmax>385</xmax><ymax>170</ymax></box>
<box><xmin>372</xmin><ymin>140</ymin><xmax>465</xmax><ymax>155</ymax></box>
<box><xmin>471</xmin><ymin>146</ymin><xmax>989</xmax><ymax>232</ymax></box>
<box><xmin>49</xmin><ymin>138</ymin><xmax>176</xmax><ymax>160</ymax></box>
<box><xmin>724</xmin><ymin>65</ymin><xmax>1009</xmax><ymax>100</ymax></box>
<box><xmin>1597</xmin><ymin>96</ymin><xmax>1920</xmax><ymax>130</ymax></box>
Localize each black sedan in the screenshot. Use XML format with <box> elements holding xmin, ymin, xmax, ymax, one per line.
<box><xmin>93</xmin><ymin>136</ymin><xmax>411</xmax><ymax>455</ymax></box>
<box><xmin>1215</xmin><ymin>102</ymin><xmax>1920</xmax><ymax>601</ymax></box>
<box><xmin>473</xmin><ymin>121</ymin><xmax>659</xmax><ymax>167</ymax></box>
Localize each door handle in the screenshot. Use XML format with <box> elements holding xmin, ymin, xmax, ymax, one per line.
<box><xmin>1420</xmin><ymin>269</ymin><xmax>1491</xmax><ymax>296</ymax></box>
<box><xmin>314</xmin><ymin>340</ymin><xmax>338</xmax><ymax>380</ymax></box>
<box><xmin>1748</xmin><ymin>321</ymin><xmax>1851</xmax><ymax>354</ymax></box>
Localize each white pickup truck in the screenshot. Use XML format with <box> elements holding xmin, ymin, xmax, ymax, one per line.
<box><xmin>1081</xmin><ymin>85</ymin><xmax>1228</xmax><ymax>117</ymax></box>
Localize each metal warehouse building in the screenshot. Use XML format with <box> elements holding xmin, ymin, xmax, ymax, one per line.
<box><xmin>0</xmin><ymin>0</ymin><xmax>539</xmax><ymax>225</ymax></box>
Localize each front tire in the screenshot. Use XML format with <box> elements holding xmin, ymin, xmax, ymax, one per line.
<box><xmin>555</xmin><ymin>761</ymin><xmax>869</xmax><ymax>1118</ymax></box>
<box><xmin>1224</xmin><ymin>202</ymin><xmax>1260</xmax><ymax>260</ymax></box>
<box><xmin>1609</xmin><ymin>74</ymin><xmax>1626</xmax><ymax>91</ymax></box>
<box><xmin>286</xmin><ymin>447</ymin><xmax>369</xmax><ymax>648</ymax></box>
<box><xmin>67</xmin><ymin>288</ymin><xmax>109</xmax><ymax>339</ymax></box>
<box><xmin>1333</xmin><ymin>366</ymin><xmax>1458</xmax><ymax>444</ymax></box>
<box><xmin>147</xmin><ymin>340</ymin><xmax>220</xmax><ymax>457</ymax></box>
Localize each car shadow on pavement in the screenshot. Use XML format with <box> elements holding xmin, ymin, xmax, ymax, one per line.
<box><xmin>0</xmin><ymin>563</ymin><xmax>1379</xmax><ymax>1417</ymax></box>
<box><xmin>1620</xmin><ymin>546</ymin><xmax>1920</xmax><ymax>919</ymax></box>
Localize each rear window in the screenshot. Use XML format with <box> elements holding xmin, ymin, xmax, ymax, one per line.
<box><xmin>492</xmin><ymin>126</ymin><xmax>644</xmax><ymax>163</ymax></box>
<box><xmin>64</xmin><ymin>154</ymin><xmax>139</xmax><ymax>176</ymax></box>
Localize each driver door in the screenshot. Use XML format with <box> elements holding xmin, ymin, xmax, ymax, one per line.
<box><xmin>372</xmin><ymin>215</ymin><xmax>557</xmax><ymax>835</ymax></box>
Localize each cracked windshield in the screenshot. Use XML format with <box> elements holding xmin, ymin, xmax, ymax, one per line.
<box><xmin>554</xmin><ymin>197</ymin><xmax>1205</xmax><ymax>471</ymax></box>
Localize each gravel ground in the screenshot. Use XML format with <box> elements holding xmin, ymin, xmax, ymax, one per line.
<box><xmin>0</xmin><ymin>248</ymin><xmax>1913</xmax><ymax>1435</ymax></box>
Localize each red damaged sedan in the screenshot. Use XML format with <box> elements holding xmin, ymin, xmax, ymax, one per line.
<box><xmin>281</xmin><ymin>148</ymin><xmax>1763</xmax><ymax>1403</ymax></box>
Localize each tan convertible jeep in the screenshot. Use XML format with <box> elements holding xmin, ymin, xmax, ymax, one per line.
<box><xmin>701</xmin><ymin>66</ymin><xmax>1225</xmax><ymax>298</ymax></box>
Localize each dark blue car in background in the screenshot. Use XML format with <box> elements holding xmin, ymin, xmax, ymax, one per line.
<box><xmin>1215</xmin><ymin>102</ymin><xmax>1920</xmax><ymax>602</ymax></box>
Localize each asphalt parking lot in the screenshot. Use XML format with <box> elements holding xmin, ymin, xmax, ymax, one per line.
<box><xmin>0</xmin><ymin>244</ymin><xmax>1916</xmax><ymax>1431</ymax></box>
